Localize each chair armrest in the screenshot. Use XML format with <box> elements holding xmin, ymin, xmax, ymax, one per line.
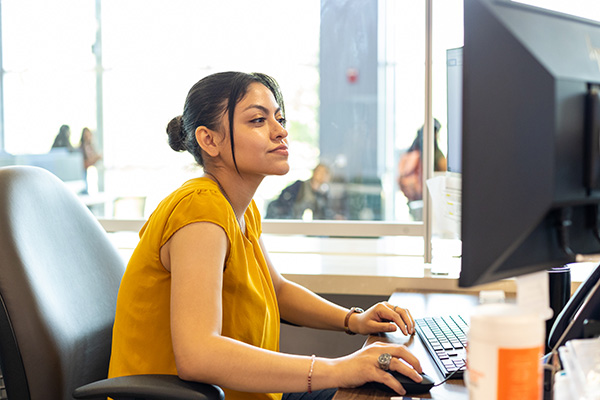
<box><xmin>73</xmin><ymin>374</ymin><xmax>224</xmax><ymax>400</ymax></box>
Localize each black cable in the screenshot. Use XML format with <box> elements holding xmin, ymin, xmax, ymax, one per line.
<box><xmin>557</xmin><ymin>207</ymin><xmax>575</xmax><ymax>258</ymax></box>
<box><xmin>432</xmin><ymin>366</ymin><xmax>466</xmax><ymax>387</ymax></box>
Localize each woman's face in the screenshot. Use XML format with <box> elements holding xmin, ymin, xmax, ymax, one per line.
<box><xmin>225</xmin><ymin>82</ymin><xmax>290</xmax><ymax>178</ymax></box>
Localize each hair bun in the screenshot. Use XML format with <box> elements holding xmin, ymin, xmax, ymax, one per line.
<box><xmin>166</xmin><ymin>115</ymin><xmax>187</xmax><ymax>152</ymax></box>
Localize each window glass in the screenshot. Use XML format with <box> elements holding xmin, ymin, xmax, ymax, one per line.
<box><xmin>386</xmin><ymin>0</ymin><xmax>426</xmax><ymax>222</ymax></box>
<box><xmin>0</xmin><ymin>0</ymin><xmax>451</xmax><ymax>230</ymax></box>
<box><xmin>101</xmin><ymin>0</ymin><xmax>429</xmax><ymax>223</ymax></box>
<box><xmin>264</xmin><ymin>0</ymin><xmax>427</xmax><ymax>222</ymax></box>
<box><xmin>432</xmin><ymin>0</ymin><xmax>463</xmax><ymax>157</ymax></box>
<box><xmin>100</xmin><ymin>0</ymin><xmax>321</xmax><ymax>216</ymax></box>
<box><xmin>430</xmin><ymin>0</ymin><xmax>463</xmax><ymax>239</ymax></box>
<box><xmin>1</xmin><ymin>0</ymin><xmax>96</xmax><ymax>154</ymax></box>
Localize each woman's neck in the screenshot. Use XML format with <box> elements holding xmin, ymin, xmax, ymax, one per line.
<box><xmin>203</xmin><ymin>170</ymin><xmax>261</xmax><ymax>224</ymax></box>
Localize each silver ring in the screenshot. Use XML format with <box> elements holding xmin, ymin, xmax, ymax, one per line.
<box><xmin>378</xmin><ymin>353</ymin><xmax>392</xmax><ymax>370</ymax></box>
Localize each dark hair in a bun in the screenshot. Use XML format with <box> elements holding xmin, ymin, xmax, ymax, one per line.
<box><xmin>166</xmin><ymin>115</ymin><xmax>187</xmax><ymax>152</ymax></box>
<box><xmin>166</xmin><ymin>71</ymin><xmax>285</xmax><ymax>169</ymax></box>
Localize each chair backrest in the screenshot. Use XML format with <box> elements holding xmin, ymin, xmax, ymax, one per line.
<box><xmin>0</xmin><ymin>166</ymin><xmax>126</xmax><ymax>400</ymax></box>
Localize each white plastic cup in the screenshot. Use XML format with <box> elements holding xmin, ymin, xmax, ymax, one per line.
<box><xmin>466</xmin><ymin>303</ymin><xmax>545</xmax><ymax>400</ymax></box>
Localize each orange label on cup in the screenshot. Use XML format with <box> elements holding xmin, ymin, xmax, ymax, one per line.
<box><xmin>497</xmin><ymin>346</ymin><xmax>543</xmax><ymax>399</ymax></box>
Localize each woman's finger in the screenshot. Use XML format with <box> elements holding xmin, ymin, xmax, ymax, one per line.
<box><xmin>385</xmin><ymin>302</ymin><xmax>415</xmax><ymax>335</ymax></box>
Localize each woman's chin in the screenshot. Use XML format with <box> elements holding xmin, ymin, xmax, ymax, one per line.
<box><xmin>273</xmin><ymin>164</ymin><xmax>291</xmax><ymax>176</ymax></box>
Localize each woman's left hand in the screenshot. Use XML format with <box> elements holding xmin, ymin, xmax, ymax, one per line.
<box><xmin>349</xmin><ymin>302</ymin><xmax>415</xmax><ymax>336</ymax></box>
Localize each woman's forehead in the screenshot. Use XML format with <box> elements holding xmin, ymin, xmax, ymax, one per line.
<box><xmin>236</xmin><ymin>83</ymin><xmax>280</xmax><ymax>112</ymax></box>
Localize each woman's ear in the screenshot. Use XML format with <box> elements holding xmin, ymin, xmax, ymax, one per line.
<box><xmin>195</xmin><ymin>126</ymin><xmax>220</xmax><ymax>158</ymax></box>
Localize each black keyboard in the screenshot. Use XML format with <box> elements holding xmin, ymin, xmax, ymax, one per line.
<box><xmin>415</xmin><ymin>315</ymin><xmax>468</xmax><ymax>379</ymax></box>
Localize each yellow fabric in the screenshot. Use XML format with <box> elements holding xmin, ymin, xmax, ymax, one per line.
<box><xmin>108</xmin><ymin>177</ymin><xmax>282</xmax><ymax>400</ymax></box>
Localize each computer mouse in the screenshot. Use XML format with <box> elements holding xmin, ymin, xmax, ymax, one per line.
<box><xmin>366</xmin><ymin>370</ymin><xmax>435</xmax><ymax>395</ymax></box>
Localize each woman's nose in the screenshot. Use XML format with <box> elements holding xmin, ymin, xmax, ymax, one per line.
<box><xmin>272</xmin><ymin>120</ymin><xmax>288</xmax><ymax>140</ymax></box>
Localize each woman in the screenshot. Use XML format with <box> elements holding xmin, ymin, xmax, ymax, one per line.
<box><xmin>108</xmin><ymin>71</ymin><xmax>423</xmax><ymax>400</ymax></box>
<box><xmin>79</xmin><ymin>127</ymin><xmax>102</xmax><ymax>170</ymax></box>
<box><xmin>51</xmin><ymin>124</ymin><xmax>74</xmax><ymax>150</ymax></box>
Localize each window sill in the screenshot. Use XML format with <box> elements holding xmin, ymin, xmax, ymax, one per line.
<box><xmin>271</xmin><ymin>251</ymin><xmax>595</xmax><ymax>296</ymax></box>
<box><xmin>104</xmin><ymin>223</ymin><xmax>596</xmax><ymax>297</ymax></box>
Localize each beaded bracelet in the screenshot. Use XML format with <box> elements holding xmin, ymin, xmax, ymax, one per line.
<box><xmin>307</xmin><ymin>354</ymin><xmax>316</xmax><ymax>393</ymax></box>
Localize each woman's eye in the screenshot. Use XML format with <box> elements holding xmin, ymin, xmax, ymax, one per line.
<box><xmin>278</xmin><ymin>118</ymin><xmax>287</xmax><ymax>127</ymax></box>
<box><xmin>251</xmin><ymin>118</ymin><xmax>266</xmax><ymax>124</ymax></box>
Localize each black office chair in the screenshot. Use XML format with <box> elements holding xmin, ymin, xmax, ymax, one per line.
<box><xmin>0</xmin><ymin>166</ymin><xmax>224</xmax><ymax>400</ymax></box>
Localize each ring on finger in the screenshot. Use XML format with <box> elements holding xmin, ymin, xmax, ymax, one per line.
<box><xmin>393</xmin><ymin>305</ymin><xmax>398</xmax><ymax>312</ymax></box>
<box><xmin>378</xmin><ymin>353</ymin><xmax>392</xmax><ymax>370</ymax></box>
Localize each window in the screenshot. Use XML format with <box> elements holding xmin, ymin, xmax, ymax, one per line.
<box><xmin>0</xmin><ymin>0</ymin><xmax>470</xmax><ymax>261</ymax></box>
<box><xmin>1</xmin><ymin>0</ymin><xmax>96</xmax><ymax>154</ymax></box>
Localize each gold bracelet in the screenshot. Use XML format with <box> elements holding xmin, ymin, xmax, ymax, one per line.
<box><xmin>307</xmin><ymin>354</ymin><xmax>316</xmax><ymax>393</ymax></box>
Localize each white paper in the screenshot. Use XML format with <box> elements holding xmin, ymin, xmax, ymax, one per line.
<box><xmin>516</xmin><ymin>270</ymin><xmax>554</xmax><ymax>320</ymax></box>
<box><xmin>426</xmin><ymin>173</ymin><xmax>461</xmax><ymax>238</ymax></box>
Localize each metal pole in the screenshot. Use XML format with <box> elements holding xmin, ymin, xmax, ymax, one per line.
<box><xmin>94</xmin><ymin>0</ymin><xmax>104</xmax><ymax>192</ymax></box>
<box><xmin>423</xmin><ymin>0</ymin><xmax>434</xmax><ymax>264</ymax></box>
<box><xmin>0</xmin><ymin>1</ymin><xmax>5</xmax><ymax>153</ymax></box>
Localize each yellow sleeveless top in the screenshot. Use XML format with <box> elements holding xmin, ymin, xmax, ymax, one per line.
<box><xmin>108</xmin><ymin>177</ymin><xmax>282</xmax><ymax>400</ymax></box>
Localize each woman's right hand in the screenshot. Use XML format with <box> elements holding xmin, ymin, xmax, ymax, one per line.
<box><xmin>331</xmin><ymin>342</ymin><xmax>423</xmax><ymax>395</ymax></box>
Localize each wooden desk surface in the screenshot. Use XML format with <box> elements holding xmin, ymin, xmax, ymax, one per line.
<box><xmin>333</xmin><ymin>291</ymin><xmax>479</xmax><ymax>400</ymax></box>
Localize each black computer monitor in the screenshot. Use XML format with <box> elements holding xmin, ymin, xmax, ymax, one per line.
<box><xmin>459</xmin><ymin>0</ymin><xmax>600</xmax><ymax>288</ymax></box>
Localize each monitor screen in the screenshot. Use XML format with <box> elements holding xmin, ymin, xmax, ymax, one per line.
<box><xmin>459</xmin><ymin>0</ymin><xmax>600</xmax><ymax>287</ymax></box>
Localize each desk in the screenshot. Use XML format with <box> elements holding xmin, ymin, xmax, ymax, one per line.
<box><xmin>333</xmin><ymin>291</ymin><xmax>479</xmax><ymax>400</ymax></box>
